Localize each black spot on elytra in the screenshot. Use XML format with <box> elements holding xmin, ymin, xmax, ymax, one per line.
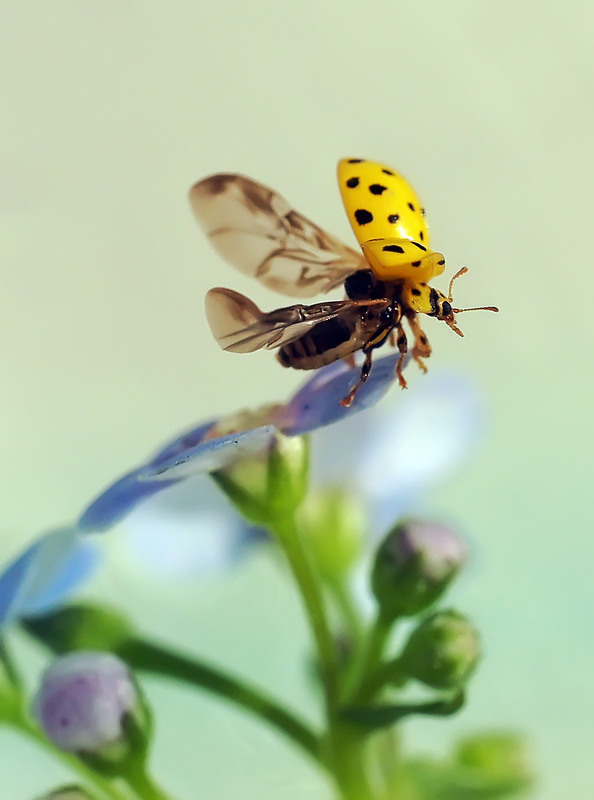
<box><xmin>412</xmin><ymin>241</ymin><xmax>427</xmax><ymax>251</ymax></box>
<box><xmin>383</xmin><ymin>244</ymin><xmax>404</xmax><ymax>253</ymax></box>
<box><xmin>408</xmin><ymin>202</ymin><xmax>416</xmax><ymax>211</ymax></box>
<box><xmin>346</xmin><ymin>177</ymin><xmax>359</xmax><ymax>188</ymax></box>
<box><xmin>411</xmin><ymin>288</ymin><xmax>421</xmax><ymax>296</ymax></box>
<box><xmin>354</xmin><ymin>209</ymin><xmax>373</xmax><ymax>225</ymax></box>
<box><xmin>348</xmin><ymin>158</ymin><xmax>363</xmax><ymax>163</ymax></box>
<box><xmin>388</xmin><ymin>214</ymin><xmax>400</xmax><ymax>223</ymax></box>
<box><xmin>421</xmin><ymin>207</ymin><xmax>426</xmax><ymax>216</ymax></box>
<box><xmin>419</xmin><ymin>231</ymin><xmax>425</xmax><ymax>241</ymax></box>
<box><xmin>382</xmin><ymin>168</ymin><xmax>394</xmax><ymax>175</ymax></box>
<box><xmin>411</xmin><ymin>260</ymin><xmax>422</xmax><ymax>267</ymax></box>
<box><xmin>369</xmin><ymin>183</ymin><xmax>387</xmax><ymax>195</ymax></box>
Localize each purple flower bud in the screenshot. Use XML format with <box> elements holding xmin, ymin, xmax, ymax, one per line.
<box><xmin>371</xmin><ymin>519</ymin><xmax>466</xmax><ymax>618</ymax></box>
<box><xmin>33</xmin><ymin>652</ymin><xmax>147</xmax><ymax>760</ymax></box>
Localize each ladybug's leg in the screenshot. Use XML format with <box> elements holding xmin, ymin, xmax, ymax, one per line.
<box><xmin>394</xmin><ymin>323</ymin><xmax>408</xmax><ymax>389</ymax></box>
<box><xmin>406</xmin><ymin>312</ymin><xmax>431</xmax><ymax>373</ymax></box>
<box><xmin>340</xmin><ymin>350</ymin><xmax>374</xmax><ymax>408</ymax></box>
<box><xmin>343</xmin><ymin>354</ymin><xmax>357</xmax><ymax>369</ymax></box>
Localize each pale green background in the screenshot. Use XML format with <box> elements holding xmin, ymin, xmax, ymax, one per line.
<box><xmin>1</xmin><ymin>1</ymin><xmax>593</xmax><ymax>798</ymax></box>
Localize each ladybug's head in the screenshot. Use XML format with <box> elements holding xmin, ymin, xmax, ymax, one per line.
<box><xmin>435</xmin><ymin>267</ymin><xmax>498</xmax><ymax>336</ymax></box>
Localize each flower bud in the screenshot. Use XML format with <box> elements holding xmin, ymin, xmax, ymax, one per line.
<box><xmin>212</xmin><ymin>431</ymin><xmax>309</xmax><ymax>524</ymax></box>
<box><xmin>399</xmin><ymin>610</ymin><xmax>480</xmax><ymax>689</ymax></box>
<box><xmin>33</xmin><ymin>651</ymin><xmax>150</xmax><ymax>768</ymax></box>
<box><xmin>298</xmin><ymin>488</ymin><xmax>365</xmax><ymax>582</ymax></box>
<box><xmin>455</xmin><ymin>732</ymin><xmax>532</xmax><ymax>789</ymax></box>
<box><xmin>371</xmin><ymin>520</ymin><xmax>465</xmax><ymax>619</ymax></box>
<box><xmin>37</xmin><ymin>788</ymin><xmax>96</xmax><ymax>800</ymax></box>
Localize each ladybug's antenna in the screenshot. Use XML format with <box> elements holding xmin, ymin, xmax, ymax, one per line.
<box><xmin>449</xmin><ymin>266</ymin><xmax>499</xmax><ymax>314</ymax></box>
<box><xmin>452</xmin><ymin>305</ymin><xmax>499</xmax><ymax>313</ymax></box>
<box><xmin>448</xmin><ymin>266</ymin><xmax>469</xmax><ymax>301</ymax></box>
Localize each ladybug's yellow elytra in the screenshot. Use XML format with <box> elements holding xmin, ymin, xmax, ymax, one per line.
<box><xmin>337</xmin><ymin>157</ymin><xmax>430</xmax><ymax>246</ymax></box>
<box><xmin>337</xmin><ymin>157</ymin><xmax>446</xmax><ymax>303</ymax></box>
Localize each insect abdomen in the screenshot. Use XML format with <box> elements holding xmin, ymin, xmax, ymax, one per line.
<box><xmin>277</xmin><ymin>317</ymin><xmax>359</xmax><ymax>370</ymax></box>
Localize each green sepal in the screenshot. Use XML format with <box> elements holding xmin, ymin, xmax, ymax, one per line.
<box><xmin>212</xmin><ymin>432</ymin><xmax>310</xmax><ymax>525</ymax></box>
<box><xmin>77</xmin><ymin>697</ymin><xmax>153</xmax><ymax>777</ymax></box>
<box><xmin>342</xmin><ymin>690</ymin><xmax>465</xmax><ymax>730</ymax></box>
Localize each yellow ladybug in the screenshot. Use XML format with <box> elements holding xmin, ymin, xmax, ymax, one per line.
<box><xmin>191</xmin><ymin>158</ymin><xmax>498</xmax><ymax>405</ymax></box>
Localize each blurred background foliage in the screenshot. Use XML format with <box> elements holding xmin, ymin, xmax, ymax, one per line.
<box><xmin>1</xmin><ymin>1</ymin><xmax>592</xmax><ymax>797</ymax></box>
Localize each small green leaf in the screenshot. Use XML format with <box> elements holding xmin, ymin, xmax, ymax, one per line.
<box><xmin>343</xmin><ymin>691</ymin><xmax>465</xmax><ymax>730</ymax></box>
<box><xmin>22</xmin><ymin>605</ymin><xmax>134</xmax><ymax>654</ymax></box>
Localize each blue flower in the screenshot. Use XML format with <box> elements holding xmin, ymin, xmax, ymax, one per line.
<box><xmin>0</xmin><ymin>351</ymin><xmax>483</xmax><ymax>622</ymax></box>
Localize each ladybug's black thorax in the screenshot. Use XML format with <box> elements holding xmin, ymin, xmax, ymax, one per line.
<box><xmin>344</xmin><ymin>269</ymin><xmax>390</xmax><ymax>301</ymax></box>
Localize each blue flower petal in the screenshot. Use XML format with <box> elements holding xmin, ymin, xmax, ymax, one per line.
<box><xmin>356</xmin><ymin>370</ymin><xmax>483</xmax><ymax>503</ymax></box>
<box><xmin>141</xmin><ymin>425</ymin><xmax>277</xmax><ymax>481</ymax></box>
<box><xmin>147</xmin><ymin>420</ymin><xmax>217</xmax><ymax>468</ymax></box>
<box><xmin>78</xmin><ymin>425</ymin><xmax>277</xmax><ymax>531</ymax></box>
<box><xmin>78</xmin><ymin>421</ymin><xmax>218</xmax><ymax>532</ymax></box>
<box><xmin>279</xmin><ymin>353</ymin><xmax>408</xmax><ymax>436</ymax></box>
<box><xmin>308</xmin><ymin>369</ymin><xmax>484</xmax><ymax>536</ymax></box>
<box><xmin>22</xmin><ymin>538</ymin><xmax>98</xmax><ymax>617</ymax></box>
<box><xmin>0</xmin><ymin>526</ymin><xmax>99</xmax><ymax>627</ymax></box>
<box><xmin>78</xmin><ymin>468</ymin><xmax>178</xmax><ymax>532</ymax></box>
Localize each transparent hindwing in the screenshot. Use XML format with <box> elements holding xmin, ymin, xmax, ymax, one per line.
<box><xmin>190</xmin><ymin>174</ymin><xmax>366</xmax><ymax>297</ymax></box>
<box><xmin>205</xmin><ymin>287</ymin><xmax>389</xmax><ymax>353</ymax></box>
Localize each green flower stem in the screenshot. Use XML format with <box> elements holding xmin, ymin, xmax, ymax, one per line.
<box><xmin>268</xmin><ymin>514</ymin><xmax>378</xmax><ymax>800</ymax></box>
<box><xmin>327</xmin><ymin>577</ymin><xmax>364</xmax><ymax>643</ymax></box>
<box><xmin>330</xmin><ymin>721</ymin><xmax>376</xmax><ymax>800</ymax></box>
<box><xmin>116</xmin><ymin>638</ymin><xmax>320</xmax><ymax>762</ymax></box>
<box><xmin>346</xmin><ymin>611</ymin><xmax>394</xmax><ymax>703</ymax></box>
<box><xmin>9</xmin><ymin>716</ymin><xmax>132</xmax><ymax>800</ymax></box>
<box><xmin>269</xmin><ymin>513</ymin><xmax>340</xmax><ymax>717</ymax></box>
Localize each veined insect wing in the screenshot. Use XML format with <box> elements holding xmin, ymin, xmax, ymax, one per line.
<box><xmin>191</xmin><ymin>173</ymin><xmax>364</xmax><ymax>298</ymax></box>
